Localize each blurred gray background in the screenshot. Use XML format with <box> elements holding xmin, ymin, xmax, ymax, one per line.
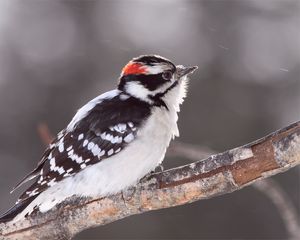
<box><xmin>0</xmin><ymin>0</ymin><xmax>299</xmax><ymax>239</ymax></box>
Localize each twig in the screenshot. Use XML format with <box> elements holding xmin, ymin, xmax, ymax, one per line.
<box><xmin>253</xmin><ymin>179</ymin><xmax>300</xmax><ymax>239</ymax></box>
<box><xmin>168</xmin><ymin>141</ymin><xmax>215</xmax><ymax>160</ymax></box>
<box><xmin>37</xmin><ymin>123</ymin><xmax>54</xmax><ymax>145</ymax></box>
<box><xmin>1</xmin><ymin>121</ymin><xmax>300</xmax><ymax>240</ymax></box>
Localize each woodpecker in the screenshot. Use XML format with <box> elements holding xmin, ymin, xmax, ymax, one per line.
<box><xmin>0</xmin><ymin>55</ymin><xmax>197</xmax><ymax>223</ymax></box>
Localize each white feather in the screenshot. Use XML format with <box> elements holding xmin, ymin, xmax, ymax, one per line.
<box><xmin>125</xmin><ymin>81</ymin><xmax>152</xmax><ymax>103</ymax></box>
<box><xmin>125</xmin><ymin>74</ymin><xmax>182</xmax><ymax>104</ymax></box>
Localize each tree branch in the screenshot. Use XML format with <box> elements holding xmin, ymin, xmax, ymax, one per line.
<box><xmin>1</xmin><ymin>121</ymin><xmax>300</xmax><ymax>240</ymax></box>
<box><xmin>168</xmin><ymin>141</ymin><xmax>300</xmax><ymax>239</ymax></box>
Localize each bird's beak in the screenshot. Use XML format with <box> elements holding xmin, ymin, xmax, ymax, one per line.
<box><xmin>176</xmin><ymin>65</ymin><xmax>198</xmax><ymax>78</ymax></box>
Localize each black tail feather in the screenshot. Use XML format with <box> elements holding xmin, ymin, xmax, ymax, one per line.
<box><xmin>0</xmin><ymin>195</ymin><xmax>38</xmax><ymax>223</ymax></box>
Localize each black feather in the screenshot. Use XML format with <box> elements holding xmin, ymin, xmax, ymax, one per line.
<box><xmin>132</xmin><ymin>55</ymin><xmax>175</xmax><ymax>68</ymax></box>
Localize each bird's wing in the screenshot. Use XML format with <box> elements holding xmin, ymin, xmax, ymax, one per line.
<box><xmin>15</xmin><ymin>93</ymin><xmax>151</xmax><ymax>203</ymax></box>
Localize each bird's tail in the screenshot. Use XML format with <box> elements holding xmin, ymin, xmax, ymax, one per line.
<box><xmin>0</xmin><ymin>195</ymin><xmax>38</xmax><ymax>223</ymax></box>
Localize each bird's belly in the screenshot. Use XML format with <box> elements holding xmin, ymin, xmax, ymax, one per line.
<box><xmin>72</xmin><ymin>135</ymin><xmax>169</xmax><ymax>197</ymax></box>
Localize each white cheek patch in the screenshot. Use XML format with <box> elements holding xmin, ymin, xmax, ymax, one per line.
<box><xmin>125</xmin><ymin>76</ymin><xmax>177</xmax><ymax>103</ymax></box>
<box><xmin>125</xmin><ymin>81</ymin><xmax>152</xmax><ymax>103</ymax></box>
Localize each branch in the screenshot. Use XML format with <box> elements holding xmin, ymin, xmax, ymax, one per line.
<box><xmin>37</xmin><ymin>123</ymin><xmax>54</xmax><ymax>146</ymax></box>
<box><xmin>1</xmin><ymin>121</ymin><xmax>300</xmax><ymax>240</ymax></box>
<box><xmin>168</xmin><ymin>141</ymin><xmax>300</xmax><ymax>239</ymax></box>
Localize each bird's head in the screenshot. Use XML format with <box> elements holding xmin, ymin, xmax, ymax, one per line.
<box><xmin>118</xmin><ymin>55</ymin><xmax>197</xmax><ymax>107</ymax></box>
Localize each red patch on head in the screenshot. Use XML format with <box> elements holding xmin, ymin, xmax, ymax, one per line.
<box><xmin>122</xmin><ymin>62</ymin><xmax>147</xmax><ymax>76</ymax></box>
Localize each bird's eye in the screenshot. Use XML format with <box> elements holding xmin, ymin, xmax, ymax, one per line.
<box><xmin>162</xmin><ymin>71</ymin><xmax>172</xmax><ymax>81</ymax></box>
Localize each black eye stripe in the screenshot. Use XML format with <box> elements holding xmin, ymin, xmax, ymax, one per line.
<box><xmin>138</xmin><ymin>75</ymin><xmax>166</xmax><ymax>91</ymax></box>
<box><xmin>119</xmin><ymin>74</ymin><xmax>167</xmax><ymax>91</ymax></box>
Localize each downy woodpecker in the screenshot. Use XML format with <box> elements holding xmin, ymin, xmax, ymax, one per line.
<box><xmin>0</xmin><ymin>55</ymin><xmax>197</xmax><ymax>222</ymax></box>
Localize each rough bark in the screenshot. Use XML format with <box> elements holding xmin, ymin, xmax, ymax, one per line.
<box><xmin>168</xmin><ymin>142</ymin><xmax>300</xmax><ymax>239</ymax></box>
<box><xmin>1</xmin><ymin>121</ymin><xmax>300</xmax><ymax>240</ymax></box>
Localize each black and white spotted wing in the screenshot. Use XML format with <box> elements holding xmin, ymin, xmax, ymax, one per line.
<box><xmin>15</xmin><ymin>94</ymin><xmax>151</xmax><ymax>204</ymax></box>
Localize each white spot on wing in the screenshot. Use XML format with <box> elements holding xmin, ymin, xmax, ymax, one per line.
<box><xmin>68</xmin><ymin>149</ymin><xmax>74</xmax><ymax>156</ymax></box>
<box><xmin>50</xmin><ymin>157</ymin><xmax>56</xmax><ymax>168</ymax></box>
<box><xmin>91</xmin><ymin>144</ymin><xmax>101</xmax><ymax>156</ymax></box>
<box><xmin>87</xmin><ymin>142</ymin><xmax>95</xmax><ymax>150</ymax></box>
<box><xmin>80</xmin><ymin>163</ymin><xmax>87</xmax><ymax>169</ymax></box>
<box><xmin>58</xmin><ymin>143</ymin><xmax>64</xmax><ymax>153</ymax></box>
<box><xmin>49</xmin><ymin>157</ymin><xmax>65</xmax><ymax>175</ymax></box>
<box><xmin>57</xmin><ymin>167</ymin><xmax>65</xmax><ymax>174</ymax></box>
<box><xmin>69</xmin><ymin>153</ymin><xmax>84</xmax><ymax>164</ymax></box>
<box><xmin>124</xmin><ymin>133</ymin><xmax>134</xmax><ymax>143</ymax></box>
<box><xmin>119</xmin><ymin>123</ymin><xmax>126</xmax><ymax>132</ymax></box>
<box><xmin>101</xmin><ymin>132</ymin><xmax>106</xmax><ymax>139</ymax></box>
<box><xmin>115</xmin><ymin>147</ymin><xmax>121</xmax><ymax>153</ymax></box>
<box><xmin>108</xmin><ymin>149</ymin><xmax>114</xmax><ymax>156</ymax></box>
<box><xmin>114</xmin><ymin>123</ymin><xmax>126</xmax><ymax>133</ymax></box>
<box><xmin>57</xmin><ymin>131</ymin><xmax>64</xmax><ymax>139</ymax></box>
<box><xmin>106</xmin><ymin>134</ymin><xmax>113</xmax><ymax>142</ymax></box>
<box><xmin>28</xmin><ymin>188</ymin><xmax>40</xmax><ymax>197</ymax></box>
<box><xmin>83</xmin><ymin>140</ymin><xmax>88</xmax><ymax>147</ymax></box>
<box><xmin>78</xmin><ymin>134</ymin><xmax>84</xmax><ymax>140</ymax></box>
<box><xmin>117</xmin><ymin>136</ymin><xmax>122</xmax><ymax>143</ymax></box>
<box><xmin>98</xmin><ymin>150</ymin><xmax>105</xmax><ymax>157</ymax></box>
<box><xmin>41</xmin><ymin>180</ymin><xmax>47</xmax><ymax>185</ymax></box>
<box><xmin>101</xmin><ymin>132</ymin><xmax>121</xmax><ymax>144</ymax></box>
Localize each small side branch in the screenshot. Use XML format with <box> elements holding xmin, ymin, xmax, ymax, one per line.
<box><xmin>1</xmin><ymin>121</ymin><xmax>300</xmax><ymax>240</ymax></box>
<box><xmin>253</xmin><ymin>179</ymin><xmax>300</xmax><ymax>239</ymax></box>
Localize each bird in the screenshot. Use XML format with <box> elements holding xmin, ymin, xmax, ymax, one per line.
<box><xmin>0</xmin><ymin>54</ymin><xmax>197</xmax><ymax>223</ymax></box>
